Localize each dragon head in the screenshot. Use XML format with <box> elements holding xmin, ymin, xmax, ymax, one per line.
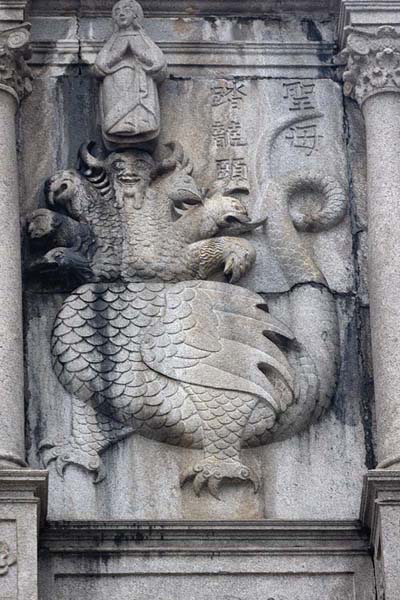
<box><xmin>154</xmin><ymin>142</ymin><xmax>203</xmax><ymax>207</ymax></box>
<box><xmin>202</xmin><ymin>192</ymin><xmax>267</xmax><ymax>234</ymax></box>
<box><xmin>27</xmin><ymin>209</ymin><xmax>62</xmax><ymax>241</ymax></box>
<box><xmin>203</xmin><ymin>193</ymin><xmax>250</xmax><ymax>227</ymax></box>
<box><xmin>45</xmin><ymin>170</ymin><xmax>87</xmax><ymax>220</ymax></box>
<box><xmin>79</xmin><ymin>143</ymin><xmax>155</xmax><ymax>210</ymax></box>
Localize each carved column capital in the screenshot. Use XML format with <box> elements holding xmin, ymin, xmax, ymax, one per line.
<box><xmin>0</xmin><ymin>22</ymin><xmax>31</xmax><ymax>102</ymax></box>
<box><xmin>337</xmin><ymin>26</ymin><xmax>400</xmax><ymax>107</ymax></box>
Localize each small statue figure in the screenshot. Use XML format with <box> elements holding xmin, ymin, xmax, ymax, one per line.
<box><xmin>94</xmin><ymin>0</ymin><xmax>167</xmax><ymax>149</ymax></box>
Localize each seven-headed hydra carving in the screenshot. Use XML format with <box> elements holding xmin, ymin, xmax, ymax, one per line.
<box><xmin>27</xmin><ymin>0</ymin><xmax>347</xmax><ymax>499</ymax></box>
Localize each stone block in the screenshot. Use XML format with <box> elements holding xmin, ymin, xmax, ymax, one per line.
<box><xmin>28</xmin><ymin>10</ymin><xmax>337</xmax><ymax>77</ymax></box>
<box><xmin>361</xmin><ymin>471</ymin><xmax>400</xmax><ymax>600</ymax></box>
<box><xmin>24</xmin><ymin>290</ymin><xmax>367</xmax><ymax>521</ymax></box>
<box><xmin>21</xmin><ymin>71</ymin><xmax>363</xmax><ymax>521</ymax></box>
<box><xmin>38</xmin><ymin>520</ymin><xmax>375</xmax><ymax>600</ymax></box>
<box><xmin>0</xmin><ymin>471</ymin><xmax>48</xmax><ymax>600</ymax></box>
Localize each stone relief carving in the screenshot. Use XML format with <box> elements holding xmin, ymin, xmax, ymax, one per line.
<box><xmin>0</xmin><ymin>542</ymin><xmax>16</xmax><ymax>576</ymax></box>
<box><xmin>0</xmin><ymin>23</ymin><xmax>32</xmax><ymax>101</ymax></box>
<box><xmin>27</xmin><ymin>137</ymin><xmax>345</xmax><ymax>498</ymax></box>
<box><xmin>337</xmin><ymin>25</ymin><xmax>400</xmax><ymax>105</ymax></box>
<box><xmin>94</xmin><ymin>0</ymin><xmax>167</xmax><ymax>149</ymax></box>
<box><xmin>24</xmin><ymin>0</ymin><xmax>348</xmax><ymax>499</ymax></box>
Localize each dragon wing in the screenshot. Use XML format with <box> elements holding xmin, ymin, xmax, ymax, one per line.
<box><xmin>141</xmin><ymin>280</ymin><xmax>295</xmax><ymax>415</ymax></box>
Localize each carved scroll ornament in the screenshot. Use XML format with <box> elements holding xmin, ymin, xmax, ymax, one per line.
<box><xmin>0</xmin><ymin>542</ymin><xmax>16</xmax><ymax>576</ymax></box>
<box><xmin>28</xmin><ymin>139</ymin><xmax>345</xmax><ymax>499</ymax></box>
<box><xmin>0</xmin><ymin>23</ymin><xmax>32</xmax><ymax>102</ymax></box>
<box><xmin>337</xmin><ymin>26</ymin><xmax>400</xmax><ymax>106</ymax></box>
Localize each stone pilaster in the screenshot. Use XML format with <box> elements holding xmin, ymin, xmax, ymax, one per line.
<box><xmin>0</xmin><ymin>11</ymin><xmax>48</xmax><ymax>600</ymax></box>
<box><xmin>338</xmin><ymin>18</ymin><xmax>400</xmax><ymax>471</ymax></box>
<box><xmin>0</xmin><ymin>471</ymin><xmax>47</xmax><ymax>600</ymax></box>
<box><xmin>338</xmin><ymin>4</ymin><xmax>400</xmax><ymax>597</ymax></box>
<box><xmin>361</xmin><ymin>471</ymin><xmax>400</xmax><ymax>600</ymax></box>
<box><xmin>0</xmin><ymin>20</ymin><xmax>31</xmax><ymax>469</ymax></box>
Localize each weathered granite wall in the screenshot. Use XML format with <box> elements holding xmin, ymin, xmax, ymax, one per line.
<box><xmin>19</xmin><ymin>2</ymin><xmax>374</xmax><ymax>524</ymax></box>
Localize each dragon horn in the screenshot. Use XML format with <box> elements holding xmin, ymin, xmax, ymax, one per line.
<box><xmin>151</xmin><ymin>141</ymin><xmax>187</xmax><ymax>178</ymax></box>
<box><xmin>78</xmin><ymin>142</ymin><xmax>105</xmax><ymax>175</ymax></box>
<box><xmin>165</xmin><ymin>141</ymin><xmax>185</xmax><ymax>164</ymax></box>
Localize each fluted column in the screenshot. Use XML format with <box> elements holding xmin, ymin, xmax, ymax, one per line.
<box><xmin>338</xmin><ymin>26</ymin><xmax>400</xmax><ymax>469</ymax></box>
<box><xmin>0</xmin><ymin>23</ymin><xmax>32</xmax><ymax>469</ymax></box>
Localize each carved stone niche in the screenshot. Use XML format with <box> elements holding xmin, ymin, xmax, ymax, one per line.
<box><xmin>26</xmin><ymin>136</ymin><xmax>346</xmax><ymax>504</ymax></box>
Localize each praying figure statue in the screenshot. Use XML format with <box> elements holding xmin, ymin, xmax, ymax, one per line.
<box><xmin>94</xmin><ymin>0</ymin><xmax>167</xmax><ymax>149</ymax></box>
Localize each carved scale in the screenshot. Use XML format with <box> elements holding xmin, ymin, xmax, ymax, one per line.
<box><xmin>27</xmin><ymin>0</ymin><xmax>346</xmax><ymax>499</ymax></box>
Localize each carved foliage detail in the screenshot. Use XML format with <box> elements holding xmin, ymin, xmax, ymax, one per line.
<box><xmin>0</xmin><ymin>542</ymin><xmax>16</xmax><ymax>576</ymax></box>
<box><xmin>338</xmin><ymin>26</ymin><xmax>400</xmax><ymax>106</ymax></box>
<box><xmin>0</xmin><ymin>23</ymin><xmax>32</xmax><ymax>101</ymax></box>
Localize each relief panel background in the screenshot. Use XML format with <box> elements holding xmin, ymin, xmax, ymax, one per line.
<box><xmin>0</xmin><ymin>520</ymin><xmax>17</xmax><ymax>599</ymax></box>
<box><xmin>20</xmin><ymin>38</ymin><xmax>370</xmax><ymax>519</ymax></box>
<box><xmin>38</xmin><ymin>546</ymin><xmax>375</xmax><ymax>600</ymax></box>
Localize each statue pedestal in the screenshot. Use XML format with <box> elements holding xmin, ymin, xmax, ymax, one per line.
<box><xmin>0</xmin><ymin>471</ymin><xmax>48</xmax><ymax>600</ymax></box>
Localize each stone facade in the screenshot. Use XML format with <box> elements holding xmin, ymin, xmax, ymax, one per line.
<box><xmin>1</xmin><ymin>0</ymin><xmax>400</xmax><ymax>599</ymax></box>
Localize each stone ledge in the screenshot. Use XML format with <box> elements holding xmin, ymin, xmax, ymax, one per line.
<box><xmin>39</xmin><ymin>520</ymin><xmax>375</xmax><ymax>599</ymax></box>
<box><xmin>29</xmin><ymin>0</ymin><xmax>340</xmax><ymax>18</ymax></box>
<box><xmin>29</xmin><ymin>39</ymin><xmax>336</xmax><ymax>76</ymax></box>
<box><xmin>41</xmin><ymin>520</ymin><xmax>370</xmax><ymax>555</ymax></box>
<box><xmin>338</xmin><ymin>0</ymin><xmax>400</xmax><ymax>47</ymax></box>
<box><xmin>360</xmin><ymin>470</ymin><xmax>400</xmax><ymax>543</ymax></box>
<box><xmin>0</xmin><ymin>0</ymin><xmax>28</xmax><ymax>26</ymax></box>
<box><xmin>0</xmin><ymin>470</ymin><xmax>48</xmax><ymax>527</ymax></box>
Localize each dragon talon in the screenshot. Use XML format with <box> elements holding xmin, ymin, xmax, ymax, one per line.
<box><xmin>192</xmin><ymin>473</ymin><xmax>207</xmax><ymax>496</ymax></box>
<box><xmin>207</xmin><ymin>476</ymin><xmax>222</xmax><ymax>500</ymax></box>
<box><xmin>55</xmin><ymin>457</ymin><xmax>67</xmax><ymax>478</ymax></box>
<box><xmin>39</xmin><ymin>435</ymin><xmax>64</xmax><ymax>451</ymax></box>
<box><xmin>181</xmin><ymin>457</ymin><xmax>257</xmax><ymax>498</ymax></box>
<box><xmin>39</xmin><ymin>438</ymin><xmax>105</xmax><ymax>481</ymax></box>
<box><xmin>180</xmin><ymin>468</ymin><xmax>195</xmax><ymax>487</ymax></box>
<box><xmin>93</xmin><ymin>462</ymin><xmax>106</xmax><ymax>484</ymax></box>
<box><xmin>248</xmin><ymin>470</ymin><xmax>260</xmax><ymax>494</ymax></box>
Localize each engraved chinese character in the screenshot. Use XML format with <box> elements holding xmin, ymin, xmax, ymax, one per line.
<box><xmin>216</xmin><ymin>158</ymin><xmax>248</xmax><ymax>182</ymax></box>
<box><xmin>286</xmin><ymin>124</ymin><xmax>322</xmax><ymax>156</ymax></box>
<box><xmin>211</xmin><ymin>81</ymin><xmax>247</xmax><ymax>108</ymax></box>
<box><xmin>229</xmin><ymin>82</ymin><xmax>247</xmax><ymax>110</ymax></box>
<box><xmin>212</xmin><ymin>121</ymin><xmax>229</xmax><ymax>148</ymax></box>
<box><xmin>283</xmin><ymin>81</ymin><xmax>316</xmax><ymax>111</ymax></box>
<box><xmin>228</xmin><ymin>120</ymin><xmax>247</xmax><ymax>147</ymax></box>
<box><xmin>216</xmin><ymin>159</ymin><xmax>232</xmax><ymax>179</ymax></box>
<box><xmin>212</xmin><ymin>120</ymin><xmax>247</xmax><ymax>148</ymax></box>
<box><xmin>231</xmin><ymin>158</ymin><xmax>248</xmax><ymax>180</ymax></box>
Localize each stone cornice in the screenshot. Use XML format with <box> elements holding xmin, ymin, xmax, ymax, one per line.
<box><xmin>0</xmin><ymin>1</ymin><xmax>29</xmax><ymax>28</ymax></box>
<box><xmin>337</xmin><ymin>25</ymin><xmax>400</xmax><ymax>106</ymax></box>
<box><xmin>0</xmin><ymin>22</ymin><xmax>32</xmax><ymax>101</ymax></box>
<box><xmin>29</xmin><ymin>0</ymin><xmax>340</xmax><ymax>18</ymax></box>
<box><xmin>41</xmin><ymin>520</ymin><xmax>369</xmax><ymax>556</ymax></box>
<box><xmin>0</xmin><ymin>470</ymin><xmax>48</xmax><ymax>527</ymax></box>
<box><xmin>338</xmin><ymin>1</ymin><xmax>400</xmax><ymax>48</ymax></box>
<box><xmin>360</xmin><ymin>471</ymin><xmax>400</xmax><ymax>547</ymax></box>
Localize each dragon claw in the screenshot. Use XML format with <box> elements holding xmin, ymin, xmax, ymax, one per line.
<box><xmin>39</xmin><ymin>437</ymin><xmax>105</xmax><ymax>482</ymax></box>
<box><xmin>181</xmin><ymin>457</ymin><xmax>259</xmax><ymax>499</ymax></box>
